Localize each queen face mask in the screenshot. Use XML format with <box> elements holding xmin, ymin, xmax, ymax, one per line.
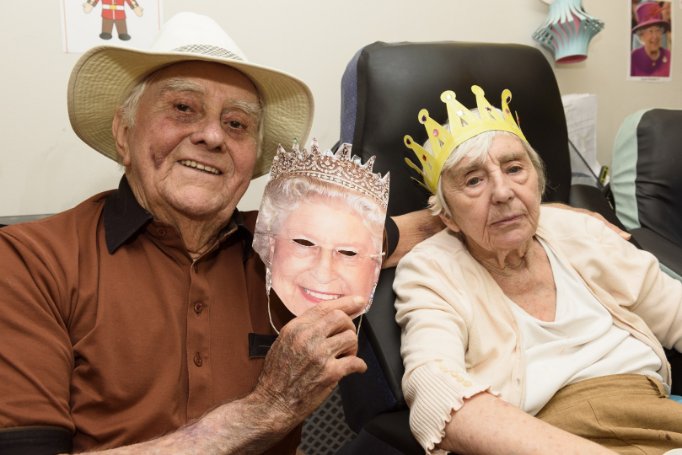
<box><xmin>252</xmin><ymin>141</ymin><xmax>389</xmax><ymax>317</ymax></box>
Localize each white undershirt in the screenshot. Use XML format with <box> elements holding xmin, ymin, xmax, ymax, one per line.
<box><xmin>510</xmin><ymin>239</ymin><xmax>662</xmax><ymax>416</ymax></box>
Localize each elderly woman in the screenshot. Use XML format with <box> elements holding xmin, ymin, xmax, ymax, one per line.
<box><xmin>396</xmin><ymin>86</ymin><xmax>682</xmax><ymax>454</ymax></box>
<box><xmin>253</xmin><ymin>142</ymin><xmax>388</xmax><ymax>318</ymax></box>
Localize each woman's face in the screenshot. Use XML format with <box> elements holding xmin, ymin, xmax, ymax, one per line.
<box><xmin>638</xmin><ymin>25</ymin><xmax>664</xmax><ymax>57</ymax></box>
<box><xmin>439</xmin><ymin>134</ymin><xmax>541</xmax><ymax>255</ymax></box>
<box><xmin>270</xmin><ymin>197</ymin><xmax>382</xmax><ymax>316</ymax></box>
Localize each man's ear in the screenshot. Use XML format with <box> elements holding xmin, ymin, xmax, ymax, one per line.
<box><xmin>112</xmin><ymin>109</ymin><xmax>131</xmax><ymax>166</ymax></box>
<box><xmin>439</xmin><ymin>212</ymin><xmax>461</xmax><ymax>233</ymax></box>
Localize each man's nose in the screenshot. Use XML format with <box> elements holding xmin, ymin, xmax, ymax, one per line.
<box><xmin>190</xmin><ymin>118</ymin><xmax>226</xmax><ymax>152</ymax></box>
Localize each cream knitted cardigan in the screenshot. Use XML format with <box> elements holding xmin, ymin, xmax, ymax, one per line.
<box><xmin>394</xmin><ymin>206</ymin><xmax>682</xmax><ymax>454</ymax></box>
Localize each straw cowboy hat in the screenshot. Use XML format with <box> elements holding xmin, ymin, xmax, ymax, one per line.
<box><xmin>68</xmin><ymin>12</ymin><xmax>314</xmax><ymax>179</ymax></box>
<box><xmin>632</xmin><ymin>1</ymin><xmax>671</xmax><ymax>33</ymax></box>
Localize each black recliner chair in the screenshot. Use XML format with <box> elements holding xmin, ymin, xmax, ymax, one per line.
<box><xmin>334</xmin><ymin>41</ymin><xmax>643</xmax><ymax>454</ymax></box>
<box><xmin>610</xmin><ymin>108</ymin><xmax>682</xmax><ymax>281</ymax></box>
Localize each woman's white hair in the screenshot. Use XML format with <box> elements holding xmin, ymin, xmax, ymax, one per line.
<box><xmin>252</xmin><ymin>175</ymin><xmax>386</xmax><ymax>264</ymax></box>
<box><xmin>428</xmin><ymin>129</ymin><xmax>547</xmax><ymax>217</ymax></box>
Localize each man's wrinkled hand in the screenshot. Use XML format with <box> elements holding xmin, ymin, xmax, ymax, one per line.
<box><xmin>254</xmin><ymin>296</ymin><xmax>367</xmax><ymax>423</ymax></box>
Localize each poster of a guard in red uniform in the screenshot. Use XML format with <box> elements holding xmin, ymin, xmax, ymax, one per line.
<box><xmin>83</xmin><ymin>0</ymin><xmax>144</xmax><ymax>41</ymax></box>
<box><xmin>61</xmin><ymin>0</ymin><xmax>160</xmax><ymax>53</ymax></box>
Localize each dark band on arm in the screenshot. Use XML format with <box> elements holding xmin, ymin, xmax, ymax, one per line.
<box><xmin>384</xmin><ymin>214</ymin><xmax>399</xmax><ymax>259</ymax></box>
<box><xmin>0</xmin><ymin>426</ymin><xmax>72</xmax><ymax>455</ymax></box>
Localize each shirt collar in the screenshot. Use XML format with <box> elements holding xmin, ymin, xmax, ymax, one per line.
<box><xmin>103</xmin><ymin>176</ymin><xmax>153</xmax><ymax>254</ymax></box>
<box><xmin>103</xmin><ymin>176</ymin><xmax>252</xmax><ymax>256</ymax></box>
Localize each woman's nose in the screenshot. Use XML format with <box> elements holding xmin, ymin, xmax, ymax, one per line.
<box><xmin>311</xmin><ymin>248</ymin><xmax>337</xmax><ymax>282</ymax></box>
<box><xmin>491</xmin><ymin>175</ymin><xmax>514</xmax><ymax>202</ymax></box>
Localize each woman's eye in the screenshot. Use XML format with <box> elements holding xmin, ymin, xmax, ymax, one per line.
<box><xmin>337</xmin><ymin>249</ymin><xmax>358</xmax><ymax>257</ymax></box>
<box><xmin>465</xmin><ymin>176</ymin><xmax>482</xmax><ymax>187</ymax></box>
<box><xmin>508</xmin><ymin>165</ymin><xmax>522</xmax><ymax>174</ymax></box>
<box><xmin>292</xmin><ymin>238</ymin><xmax>315</xmax><ymax>247</ymax></box>
<box><xmin>175</xmin><ymin>103</ymin><xmax>191</xmax><ymax>112</ymax></box>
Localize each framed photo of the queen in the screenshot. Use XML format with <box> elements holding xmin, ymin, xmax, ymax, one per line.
<box><xmin>629</xmin><ymin>0</ymin><xmax>673</xmax><ymax>79</ymax></box>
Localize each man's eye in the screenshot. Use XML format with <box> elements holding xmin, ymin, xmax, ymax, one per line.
<box><xmin>336</xmin><ymin>249</ymin><xmax>358</xmax><ymax>257</ymax></box>
<box><xmin>292</xmin><ymin>238</ymin><xmax>315</xmax><ymax>247</ymax></box>
<box><xmin>227</xmin><ymin>120</ymin><xmax>245</xmax><ymax>129</ymax></box>
<box><xmin>508</xmin><ymin>165</ymin><xmax>522</xmax><ymax>174</ymax></box>
<box><xmin>175</xmin><ymin>103</ymin><xmax>191</xmax><ymax>112</ymax></box>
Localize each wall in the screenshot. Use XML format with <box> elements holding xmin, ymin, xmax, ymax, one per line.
<box><xmin>0</xmin><ymin>0</ymin><xmax>679</xmax><ymax>216</ymax></box>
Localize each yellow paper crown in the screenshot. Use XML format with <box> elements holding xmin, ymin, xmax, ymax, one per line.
<box><xmin>403</xmin><ymin>85</ymin><xmax>526</xmax><ymax>194</ymax></box>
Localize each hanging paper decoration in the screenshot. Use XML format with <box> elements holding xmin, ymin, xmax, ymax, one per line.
<box><xmin>533</xmin><ymin>0</ymin><xmax>605</xmax><ymax>63</ymax></box>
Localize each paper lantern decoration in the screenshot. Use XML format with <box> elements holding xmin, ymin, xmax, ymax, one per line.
<box><xmin>533</xmin><ymin>0</ymin><xmax>605</xmax><ymax>63</ymax></box>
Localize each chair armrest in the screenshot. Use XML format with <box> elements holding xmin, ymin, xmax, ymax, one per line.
<box><xmin>666</xmin><ymin>348</ymin><xmax>682</xmax><ymax>395</ymax></box>
<box><xmin>629</xmin><ymin>227</ymin><xmax>682</xmax><ymax>280</ymax></box>
<box><xmin>364</xmin><ymin>410</ymin><xmax>423</xmax><ymax>453</ymax></box>
<box><xmin>568</xmin><ymin>184</ymin><xmax>627</xmax><ymax>231</ymax></box>
<box><xmin>337</xmin><ymin>410</ymin><xmax>423</xmax><ymax>455</ymax></box>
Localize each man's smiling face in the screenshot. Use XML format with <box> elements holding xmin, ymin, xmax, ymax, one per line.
<box><xmin>114</xmin><ymin>61</ymin><xmax>261</xmax><ymax>225</ymax></box>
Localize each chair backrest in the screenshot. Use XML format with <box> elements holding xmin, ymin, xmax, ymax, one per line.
<box><xmin>340</xmin><ymin>41</ymin><xmax>572</xmax><ymax>217</ymax></box>
<box><xmin>611</xmin><ymin>108</ymin><xmax>682</xmax><ymax>248</ymax></box>
<box><xmin>338</xmin><ymin>40</ymin><xmax>573</xmax><ymax>431</ymax></box>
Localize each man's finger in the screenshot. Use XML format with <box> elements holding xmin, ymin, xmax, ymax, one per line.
<box><xmin>324</xmin><ymin>326</ymin><xmax>360</xmax><ymax>358</ymax></box>
<box><xmin>329</xmin><ymin>355</ymin><xmax>368</xmax><ymax>379</ymax></box>
<box><xmin>303</xmin><ymin>295</ymin><xmax>366</xmax><ymax>319</ymax></box>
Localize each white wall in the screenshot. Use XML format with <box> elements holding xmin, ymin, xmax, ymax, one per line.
<box><xmin>1</xmin><ymin>0</ymin><xmax>679</xmax><ymax>216</ymax></box>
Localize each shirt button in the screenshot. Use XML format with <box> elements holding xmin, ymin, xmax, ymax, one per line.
<box><xmin>193</xmin><ymin>302</ymin><xmax>204</xmax><ymax>314</ymax></box>
<box><xmin>193</xmin><ymin>352</ymin><xmax>203</xmax><ymax>367</ymax></box>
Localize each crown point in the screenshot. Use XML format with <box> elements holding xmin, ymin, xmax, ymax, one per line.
<box><xmin>441</xmin><ymin>90</ymin><xmax>456</xmax><ymax>102</ymax></box>
<box><xmin>418</xmin><ymin>109</ymin><xmax>430</xmax><ymax>125</ymax></box>
<box><xmin>405</xmin><ymin>85</ymin><xmax>527</xmax><ymax>196</ymax></box>
<box><xmin>268</xmin><ymin>141</ymin><xmax>389</xmax><ymax>209</ymax></box>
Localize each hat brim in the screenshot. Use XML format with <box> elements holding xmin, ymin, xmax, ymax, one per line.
<box><xmin>632</xmin><ymin>19</ymin><xmax>670</xmax><ymax>33</ymax></box>
<box><xmin>68</xmin><ymin>46</ymin><xmax>314</xmax><ymax>179</ymax></box>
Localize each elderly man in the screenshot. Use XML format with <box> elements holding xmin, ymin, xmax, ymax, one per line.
<box><xmin>0</xmin><ymin>12</ymin><xmax>441</xmax><ymax>454</ymax></box>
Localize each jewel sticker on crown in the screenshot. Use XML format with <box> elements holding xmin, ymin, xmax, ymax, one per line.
<box><xmin>253</xmin><ymin>139</ymin><xmax>389</xmax><ymax>318</ymax></box>
<box><xmin>404</xmin><ymin>85</ymin><xmax>526</xmax><ymax>194</ymax></box>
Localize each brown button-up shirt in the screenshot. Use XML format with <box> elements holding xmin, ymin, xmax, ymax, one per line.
<box><xmin>0</xmin><ymin>177</ymin><xmax>298</xmax><ymax>453</ymax></box>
